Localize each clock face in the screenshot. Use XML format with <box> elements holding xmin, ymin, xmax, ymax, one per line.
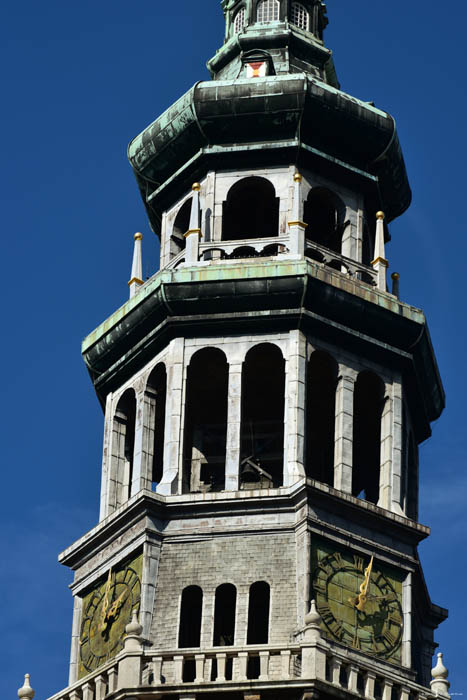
<box><xmin>312</xmin><ymin>547</ymin><xmax>403</xmax><ymax>661</ymax></box>
<box><xmin>78</xmin><ymin>553</ymin><xmax>142</xmax><ymax>678</ymax></box>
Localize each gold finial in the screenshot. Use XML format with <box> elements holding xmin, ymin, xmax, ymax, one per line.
<box><xmin>391</xmin><ymin>272</ymin><xmax>400</xmax><ymax>281</ymax></box>
<box><xmin>376</xmin><ymin>211</ymin><xmax>385</xmax><ymax>221</ymax></box>
<box><xmin>192</xmin><ymin>182</ymin><xmax>201</xmax><ymax>192</ymax></box>
<box><xmin>134</xmin><ymin>232</ymin><xmax>143</xmax><ymax>241</ymax></box>
<box><xmin>294</xmin><ymin>172</ymin><xmax>302</xmax><ymax>183</ymax></box>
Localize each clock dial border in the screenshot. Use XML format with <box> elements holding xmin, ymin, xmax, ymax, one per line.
<box><xmin>78</xmin><ymin>552</ymin><xmax>143</xmax><ymax>678</ymax></box>
<box><xmin>311</xmin><ymin>544</ymin><xmax>404</xmax><ymax>662</ymax></box>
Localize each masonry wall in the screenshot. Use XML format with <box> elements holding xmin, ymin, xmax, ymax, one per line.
<box><xmin>151</xmin><ymin>532</ymin><xmax>297</xmax><ymax>648</ymax></box>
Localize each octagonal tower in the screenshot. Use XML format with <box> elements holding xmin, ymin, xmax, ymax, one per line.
<box><xmin>42</xmin><ymin>4</ymin><xmax>450</xmax><ymax>700</ymax></box>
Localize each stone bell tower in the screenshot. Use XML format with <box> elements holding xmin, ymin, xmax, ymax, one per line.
<box><xmin>25</xmin><ymin>2</ymin><xmax>452</xmax><ymax>700</ymax></box>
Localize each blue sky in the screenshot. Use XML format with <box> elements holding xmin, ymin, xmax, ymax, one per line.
<box><xmin>1</xmin><ymin>1</ymin><xmax>466</xmax><ymax>697</ymax></box>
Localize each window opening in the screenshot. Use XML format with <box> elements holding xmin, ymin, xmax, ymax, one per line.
<box><xmin>306</xmin><ymin>351</ymin><xmax>338</xmax><ymax>486</ymax></box>
<box><xmin>291</xmin><ymin>2</ymin><xmax>309</xmax><ymax>30</ymax></box>
<box><xmin>113</xmin><ymin>389</ymin><xmax>137</xmax><ymax>505</ymax></box>
<box><xmin>179</xmin><ymin>586</ymin><xmax>203</xmax><ymax>648</ymax></box>
<box><xmin>182</xmin><ymin>348</ymin><xmax>228</xmax><ymax>494</ymax></box>
<box><xmin>247</xmin><ymin>581</ymin><xmax>270</xmax><ymax>644</ymax></box>
<box><xmin>171</xmin><ymin>198</ymin><xmax>191</xmax><ymax>257</ymax></box>
<box><xmin>222</xmin><ymin>177</ymin><xmax>279</xmax><ymax>241</ymax></box>
<box><xmin>213</xmin><ymin>584</ymin><xmax>237</xmax><ymax>646</ymax></box>
<box><xmin>304</xmin><ymin>188</ymin><xmax>344</xmax><ymax>254</ymax></box>
<box><xmin>352</xmin><ymin>371</ymin><xmax>384</xmax><ymax>504</ymax></box>
<box><xmin>146</xmin><ymin>364</ymin><xmax>167</xmax><ymax>489</ymax></box>
<box><xmin>234</xmin><ymin>6</ymin><xmax>246</xmax><ymax>33</ymax></box>
<box><xmin>240</xmin><ymin>344</ymin><xmax>285</xmax><ymax>489</ymax></box>
<box><xmin>257</xmin><ymin>0</ymin><xmax>280</xmax><ymax>22</ymax></box>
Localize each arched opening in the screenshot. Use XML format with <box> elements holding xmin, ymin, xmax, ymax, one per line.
<box><xmin>182</xmin><ymin>348</ymin><xmax>228</xmax><ymax>494</ymax></box>
<box><xmin>306</xmin><ymin>351</ymin><xmax>338</xmax><ymax>486</ymax></box>
<box><xmin>304</xmin><ymin>188</ymin><xmax>344</xmax><ymax>254</ymax></box>
<box><xmin>233</xmin><ymin>6</ymin><xmax>246</xmax><ymax>33</ymax></box>
<box><xmin>146</xmin><ymin>364</ymin><xmax>167</xmax><ymax>489</ymax></box>
<box><xmin>240</xmin><ymin>344</ymin><xmax>285</xmax><ymax>489</ymax></box>
<box><xmin>291</xmin><ymin>2</ymin><xmax>309</xmax><ymax>30</ymax></box>
<box><xmin>171</xmin><ymin>199</ymin><xmax>191</xmax><ymax>256</ymax></box>
<box><xmin>352</xmin><ymin>371</ymin><xmax>385</xmax><ymax>504</ymax></box>
<box><xmin>112</xmin><ymin>389</ymin><xmax>137</xmax><ymax>505</ymax></box>
<box><xmin>213</xmin><ymin>584</ymin><xmax>237</xmax><ymax>646</ymax></box>
<box><xmin>222</xmin><ymin>177</ymin><xmax>279</xmax><ymax>241</ymax></box>
<box><xmin>256</xmin><ymin>0</ymin><xmax>280</xmax><ymax>22</ymax></box>
<box><xmin>247</xmin><ymin>581</ymin><xmax>270</xmax><ymax>644</ymax></box>
<box><xmin>179</xmin><ymin>586</ymin><xmax>203</xmax><ymax>648</ymax></box>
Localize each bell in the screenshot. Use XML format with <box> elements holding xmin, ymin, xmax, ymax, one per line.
<box><xmin>241</xmin><ymin>461</ymin><xmax>261</xmax><ymax>483</ymax></box>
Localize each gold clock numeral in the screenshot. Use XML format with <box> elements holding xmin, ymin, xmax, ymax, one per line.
<box><xmin>388</xmin><ymin>613</ymin><xmax>402</xmax><ymax>626</ymax></box>
<box><xmin>382</xmin><ymin>629</ymin><xmax>398</xmax><ymax>647</ymax></box>
<box><xmin>333</xmin><ymin>552</ymin><xmax>345</xmax><ymax>567</ymax></box>
<box><xmin>383</xmin><ymin>592</ymin><xmax>398</xmax><ymax>604</ymax></box>
<box><xmin>352</xmin><ymin>635</ymin><xmax>361</xmax><ymax>650</ymax></box>
<box><xmin>313</xmin><ymin>581</ymin><xmax>326</xmax><ymax>594</ymax></box>
<box><xmin>353</xmin><ymin>555</ymin><xmax>364</xmax><ymax>572</ymax></box>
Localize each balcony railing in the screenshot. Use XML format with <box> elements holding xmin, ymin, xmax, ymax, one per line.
<box><xmin>46</xmin><ymin>638</ymin><xmax>444</xmax><ymax>700</ymax></box>
<box><xmin>165</xmin><ymin>236</ymin><xmax>378</xmax><ymax>287</ymax></box>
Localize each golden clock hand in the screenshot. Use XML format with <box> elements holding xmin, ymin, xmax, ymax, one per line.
<box><xmin>99</xmin><ymin>569</ymin><xmax>113</xmax><ymax>632</ymax></box>
<box><xmin>106</xmin><ymin>589</ymin><xmax>128</xmax><ymax>620</ymax></box>
<box><xmin>355</xmin><ymin>556</ymin><xmax>374</xmax><ymax>612</ymax></box>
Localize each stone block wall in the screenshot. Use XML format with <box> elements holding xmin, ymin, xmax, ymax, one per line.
<box><xmin>150</xmin><ymin>531</ymin><xmax>297</xmax><ymax>648</ymax></box>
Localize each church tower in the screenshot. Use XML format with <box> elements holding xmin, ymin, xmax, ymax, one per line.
<box><xmin>26</xmin><ymin>3</ymin><xmax>452</xmax><ymax>700</ymax></box>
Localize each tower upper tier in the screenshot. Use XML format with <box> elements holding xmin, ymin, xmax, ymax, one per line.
<box><xmin>209</xmin><ymin>0</ymin><xmax>339</xmax><ymax>85</ymax></box>
<box><xmin>128</xmin><ymin>0</ymin><xmax>411</xmax><ymax>235</ymax></box>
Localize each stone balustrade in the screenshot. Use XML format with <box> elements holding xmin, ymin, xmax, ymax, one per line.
<box><xmin>165</xmin><ymin>234</ymin><xmax>378</xmax><ymax>288</ymax></box>
<box><xmin>45</xmin><ymin>642</ymin><xmax>444</xmax><ymax>700</ymax></box>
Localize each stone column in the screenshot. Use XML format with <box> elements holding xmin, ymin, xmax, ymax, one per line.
<box><xmin>288</xmin><ymin>173</ymin><xmax>307</xmax><ymax>256</ymax></box>
<box><xmin>184</xmin><ymin>182</ymin><xmax>202</xmax><ymax>264</ymax></box>
<box><xmin>333</xmin><ymin>369</ymin><xmax>356</xmax><ymax>494</ymax></box>
<box><xmin>158</xmin><ymin>338</ymin><xmax>185</xmax><ymax>495</ymax></box>
<box><xmin>391</xmin><ymin>380</ymin><xmax>404</xmax><ymax>515</ymax></box>
<box><xmin>225</xmin><ymin>362</ymin><xmax>242</xmax><ymax>491</ymax></box>
<box><xmin>111</xmin><ymin>408</ymin><xmax>128</xmax><ymax>509</ymax></box>
<box><xmin>378</xmin><ymin>380</ymin><xmax>405</xmax><ymax>515</ymax></box>
<box><xmin>131</xmin><ymin>386</ymin><xmax>150</xmax><ymax>497</ymax></box>
<box><xmin>133</xmin><ymin>381</ymin><xmax>164</xmax><ymax>495</ymax></box>
<box><xmin>402</xmin><ymin>573</ymin><xmax>413</xmax><ymax>668</ymax></box>
<box><xmin>378</xmin><ymin>391</ymin><xmax>392</xmax><ymax>510</ymax></box>
<box><xmin>99</xmin><ymin>394</ymin><xmax>113</xmax><ymax>520</ymax></box>
<box><xmin>285</xmin><ymin>330</ymin><xmax>306</xmax><ymax>485</ymax></box>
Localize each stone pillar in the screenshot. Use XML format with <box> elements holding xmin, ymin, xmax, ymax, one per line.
<box><xmin>378</xmin><ymin>380</ymin><xmax>405</xmax><ymax>516</ymax></box>
<box><xmin>99</xmin><ymin>394</ymin><xmax>113</xmax><ymax>520</ymax></box>
<box><xmin>117</xmin><ymin>613</ymin><xmax>143</xmax><ymax>690</ymax></box>
<box><xmin>131</xmin><ymin>386</ymin><xmax>149</xmax><ymax>497</ymax></box>
<box><xmin>334</xmin><ymin>369</ymin><xmax>356</xmax><ymax>494</ymax></box>
<box><xmin>288</xmin><ymin>173</ymin><xmax>307</xmax><ymax>256</ymax></box>
<box><xmin>184</xmin><ymin>183</ymin><xmax>202</xmax><ymax>264</ymax></box>
<box><xmin>138</xmin><ymin>385</ymin><xmax>158</xmax><ymax>492</ymax></box>
<box><xmin>402</xmin><ymin>573</ymin><xmax>413</xmax><ymax>668</ymax></box>
<box><xmin>301</xmin><ymin>602</ymin><xmax>327</xmax><ymax>681</ymax></box>
<box><xmin>128</xmin><ymin>232</ymin><xmax>144</xmax><ymax>298</ymax></box>
<box><xmin>225</xmin><ymin>362</ymin><xmax>242</xmax><ymax>491</ymax></box>
<box><xmin>285</xmin><ymin>330</ymin><xmax>306</xmax><ymax>485</ymax></box>
<box><xmin>158</xmin><ymin>338</ymin><xmax>185</xmax><ymax>495</ymax></box>
<box><xmin>391</xmin><ymin>380</ymin><xmax>405</xmax><ymax>515</ymax></box>
<box><xmin>371</xmin><ymin>211</ymin><xmax>389</xmax><ymax>292</ymax></box>
<box><xmin>68</xmin><ymin>595</ymin><xmax>83</xmax><ymax>685</ymax></box>
<box><xmin>341</xmin><ymin>208</ymin><xmax>358</xmax><ymax>261</ymax></box>
<box><xmin>378</xmin><ymin>391</ymin><xmax>392</xmax><ymax>510</ymax></box>
<box><xmin>111</xmin><ymin>407</ymin><xmax>128</xmax><ymax>509</ymax></box>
